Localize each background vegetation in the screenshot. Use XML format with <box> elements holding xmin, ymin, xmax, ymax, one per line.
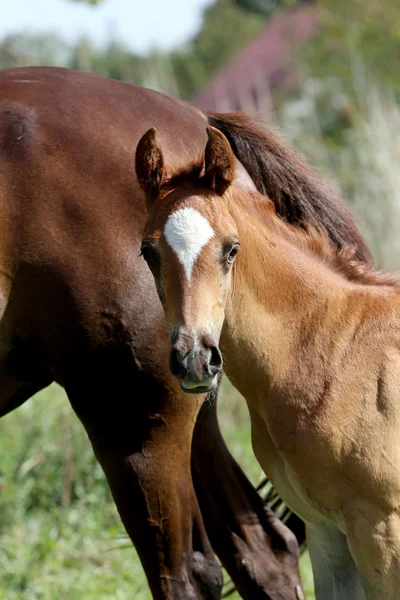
<box><xmin>2</xmin><ymin>0</ymin><xmax>400</xmax><ymax>598</ymax></box>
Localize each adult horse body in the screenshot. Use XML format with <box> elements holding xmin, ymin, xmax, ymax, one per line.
<box><xmin>0</xmin><ymin>66</ymin><xmax>309</xmax><ymax>600</ymax></box>
<box><xmin>137</xmin><ymin>125</ymin><xmax>397</xmax><ymax>599</ymax></box>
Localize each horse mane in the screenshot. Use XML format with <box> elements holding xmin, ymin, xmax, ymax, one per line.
<box><xmin>331</xmin><ymin>246</ymin><xmax>400</xmax><ymax>288</ymax></box>
<box><xmin>278</xmin><ymin>215</ymin><xmax>400</xmax><ymax>289</ymax></box>
<box><xmin>206</xmin><ymin>111</ymin><xmax>372</xmax><ymax>263</ymax></box>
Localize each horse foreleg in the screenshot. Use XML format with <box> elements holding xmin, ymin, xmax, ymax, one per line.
<box><xmin>345</xmin><ymin>508</ymin><xmax>400</xmax><ymax>600</ymax></box>
<box><xmin>192</xmin><ymin>400</ymin><xmax>304</xmax><ymax>600</ymax></box>
<box><xmin>66</xmin><ymin>357</ymin><xmax>222</xmax><ymax>600</ymax></box>
<box><xmin>307</xmin><ymin>522</ymin><xmax>364</xmax><ymax>600</ymax></box>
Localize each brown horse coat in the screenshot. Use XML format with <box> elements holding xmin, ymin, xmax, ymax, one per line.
<box><xmin>0</xmin><ymin>66</ymin><xmax>307</xmax><ymax>600</ymax></box>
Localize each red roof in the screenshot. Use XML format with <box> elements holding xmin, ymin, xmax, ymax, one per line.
<box><xmin>193</xmin><ymin>3</ymin><xmax>318</xmax><ymax>112</ymax></box>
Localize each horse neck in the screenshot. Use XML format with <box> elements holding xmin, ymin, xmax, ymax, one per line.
<box><xmin>221</xmin><ymin>199</ymin><xmax>351</xmax><ymax>416</ymax></box>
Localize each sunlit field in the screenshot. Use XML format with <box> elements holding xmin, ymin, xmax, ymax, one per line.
<box><xmin>0</xmin><ymin>379</ymin><xmax>315</xmax><ymax>600</ymax></box>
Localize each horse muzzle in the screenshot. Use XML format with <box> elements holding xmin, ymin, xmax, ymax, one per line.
<box><xmin>169</xmin><ymin>328</ymin><xmax>223</xmax><ymax>393</ymax></box>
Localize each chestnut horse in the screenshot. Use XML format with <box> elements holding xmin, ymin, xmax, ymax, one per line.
<box><xmin>0</xmin><ymin>66</ymin><xmax>371</xmax><ymax>599</ymax></box>
<box><xmin>138</xmin><ymin>126</ymin><xmax>399</xmax><ymax>599</ymax></box>
<box><xmin>0</xmin><ymin>66</ymin><xmax>313</xmax><ymax>600</ymax></box>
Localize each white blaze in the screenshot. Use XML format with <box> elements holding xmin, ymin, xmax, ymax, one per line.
<box><xmin>164</xmin><ymin>207</ymin><xmax>214</xmax><ymax>280</ymax></box>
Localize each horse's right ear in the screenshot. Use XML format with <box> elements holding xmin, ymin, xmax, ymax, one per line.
<box><xmin>135</xmin><ymin>127</ymin><xmax>164</xmax><ymax>206</ymax></box>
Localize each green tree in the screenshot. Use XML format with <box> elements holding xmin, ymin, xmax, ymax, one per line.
<box><xmin>302</xmin><ymin>0</ymin><xmax>400</xmax><ymax>94</ymax></box>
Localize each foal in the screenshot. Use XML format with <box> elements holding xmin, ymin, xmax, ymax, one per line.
<box><xmin>137</xmin><ymin>125</ymin><xmax>400</xmax><ymax>599</ymax></box>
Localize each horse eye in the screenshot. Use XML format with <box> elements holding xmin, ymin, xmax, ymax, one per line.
<box><xmin>226</xmin><ymin>244</ymin><xmax>240</xmax><ymax>265</ymax></box>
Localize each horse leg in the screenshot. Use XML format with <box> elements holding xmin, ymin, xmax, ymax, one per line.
<box><xmin>192</xmin><ymin>400</ymin><xmax>304</xmax><ymax>600</ymax></box>
<box><xmin>65</xmin><ymin>346</ymin><xmax>222</xmax><ymax>600</ymax></box>
<box><xmin>307</xmin><ymin>522</ymin><xmax>364</xmax><ymax>600</ymax></box>
<box><xmin>345</xmin><ymin>508</ymin><xmax>400</xmax><ymax>600</ymax></box>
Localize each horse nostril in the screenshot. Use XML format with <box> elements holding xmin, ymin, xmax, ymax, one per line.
<box><xmin>170</xmin><ymin>334</ymin><xmax>222</xmax><ymax>385</ymax></box>
<box><xmin>210</xmin><ymin>345</ymin><xmax>222</xmax><ymax>368</ymax></box>
<box><xmin>206</xmin><ymin>345</ymin><xmax>223</xmax><ymax>376</ymax></box>
<box><xmin>169</xmin><ymin>348</ymin><xmax>188</xmax><ymax>378</ymax></box>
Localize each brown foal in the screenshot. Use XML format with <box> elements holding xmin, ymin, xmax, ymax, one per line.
<box><xmin>139</xmin><ymin>124</ymin><xmax>400</xmax><ymax>599</ymax></box>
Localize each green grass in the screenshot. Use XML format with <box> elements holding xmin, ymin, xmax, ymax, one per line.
<box><xmin>0</xmin><ymin>380</ymin><xmax>314</xmax><ymax>599</ymax></box>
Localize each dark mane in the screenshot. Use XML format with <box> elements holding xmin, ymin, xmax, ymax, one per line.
<box><xmin>206</xmin><ymin>111</ymin><xmax>372</xmax><ymax>263</ymax></box>
<box><xmin>331</xmin><ymin>246</ymin><xmax>400</xmax><ymax>288</ymax></box>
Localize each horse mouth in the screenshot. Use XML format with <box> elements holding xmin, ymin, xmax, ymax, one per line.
<box><xmin>178</xmin><ymin>379</ymin><xmax>217</xmax><ymax>395</ymax></box>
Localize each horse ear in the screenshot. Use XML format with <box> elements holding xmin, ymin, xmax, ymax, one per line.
<box><xmin>135</xmin><ymin>127</ymin><xmax>164</xmax><ymax>205</ymax></box>
<box><xmin>204</xmin><ymin>126</ymin><xmax>235</xmax><ymax>195</ymax></box>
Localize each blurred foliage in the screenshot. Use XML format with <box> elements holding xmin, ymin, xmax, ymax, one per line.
<box><xmin>269</xmin><ymin>0</ymin><xmax>400</xmax><ymax>146</ymax></box>
<box><xmin>69</xmin><ymin>37</ymin><xmax>141</xmax><ymax>83</ymax></box>
<box><xmin>301</xmin><ymin>0</ymin><xmax>400</xmax><ymax>99</ymax></box>
<box><xmin>0</xmin><ymin>33</ymin><xmax>69</xmax><ymax>68</ymax></box>
<box><xmin>227</xmin><ymin>0</ymin><xmax>400</xmax><ymax>149</ymax></box>
<box><xmin>174</xmin><ymin>0</ymin><xmax>264</xmax><ymax>98</ymax></box>
<box><xmin>234</xmin><ymin>0</ymin><xmax>278</xmax><ymax>13</ymax></box>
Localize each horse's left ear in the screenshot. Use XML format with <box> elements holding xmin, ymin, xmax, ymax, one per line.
<box><xmin>204</xmin><ymin>126</ymin><xmax>235</xmax><ymax>195</ymax></box>
<box><xmin>135</xmin><ymin>127</ymin><xmax>164</xmax><ymax>206</ymax></box>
